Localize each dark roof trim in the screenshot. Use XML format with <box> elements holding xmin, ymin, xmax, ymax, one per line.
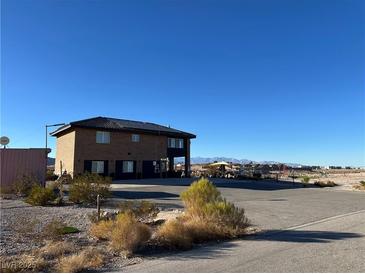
<box><xmin>50</xmin><ymin>117</ymin><xmax>196</xmax><ymax>138</ymax></box>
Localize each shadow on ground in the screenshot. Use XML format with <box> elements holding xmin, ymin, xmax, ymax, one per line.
<box><xmin>137</xmin><ymin>229</ymin><xmax>363</xmax><ymax>261</ymax></box>
<box><xmin>112</xmin><ymin>190</ymin><xmax>179</xmax><ymax>199</ymax></box>
<box><xmin>252</xmin><ymin>229</ymin><xmax>363</xmax><ymax>243</ymax></box>
<box><xmin>112</xmin><ymin>177</ymin><xmax>318</xmax><ymax>191</ymax></box>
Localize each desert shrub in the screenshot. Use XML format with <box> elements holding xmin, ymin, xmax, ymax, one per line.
<box><xmin>180</xmin><ymin>178</ymin><xmax>249</xmax><ymax>232</ymax></box>
<box><xmin>162</xmin><ymin>178</ymin><xmax>250</xmax><ymax>249</ymax></box>
<box><xmin>89</xmin><ymin>212</ymin><xmax>152</xmax><ymax>254</ymax></box>
<box><xmin>314</xmin><ymin>180</ymin><xmax>337</xmax><ymax>187</ymax></box>
<box><xmin>13</xmin><ymin>174</ymin><xmax>40</xmax><ymax>196</ymax></box>
<box><xmin>69</xmin><ymin>173</ymin><xmax>111</xmax><ymax>204</ymax></box>
<box><xmin>156</xmin><ymin>219</ymin><xmax>193</xmax><ymax>250</ymax></box>
<box><xmin>180</xmin><ymin>178</ymin><xmax>222</xmax><ymax>216</ymax></box>
<box><xmin>110</xmin><ymin>212</ymin><xmax>152</xmax><ymax>254</ymax></box>
<box><xmin>37</xmin><ymin>241</ymin><xmax>76</xmax><ymax>260</ymax></box>
<box><xmin>301</xmin><ymin>176</ymin><xmax>310</xmax><ymax>184</ymax></box>
<box><xmin>204</xmin><ymin>200</ymin><xmax>249</xmax><ymax>234</ymax></box>
<box><xmin>41</xmin><ymin>219</ymin><xmax>78</xmax><ymax>240</ymax></box>
<box><xmin>354</xmin><ymin>181</ymin><xmax>365</xmax><ymax>190</ymax></box>
<box><xmin>46</xmin><ymin>170</ymin><xmax>58</xmax><ymax>181</ymax></box>
<box><xmin>57</xmin><ymin>173</ymin><xmax>72</xmax><ymax>185</ymax></box>
<box><xmin>42</xmin><ymin>219</ymin><xmax>65</xmax><ymax>240</ymax></box>
<box><xmin>89</xmin><ymin>219</ymin><xmax>114</xmax><ymax>240</ymax></box>
<box><xmin>118</xmin><ymin>200</ymin><xmax>159</xmax><ymax>222</ymax></box>
<box><xmin>26</xmin><ymin>185</ymin><xmax>56</xmax><ymax>206</ymax></box>
<box><xmin>57</xmin><ymin>247</ymin><xmax>104</xmax><ymax>273</ymax></box>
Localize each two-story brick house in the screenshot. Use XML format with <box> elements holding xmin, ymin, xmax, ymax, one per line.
<box><xmin>50</xmin><ymin>117</ymin><xmax>196</xmax><ymax>179</ymax></box>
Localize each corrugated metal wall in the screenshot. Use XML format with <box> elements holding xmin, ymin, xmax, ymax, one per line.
<box><xmin>0</xmin><ymin>148</ymin><xmax>47</xmax><ymax>189</ymax></box>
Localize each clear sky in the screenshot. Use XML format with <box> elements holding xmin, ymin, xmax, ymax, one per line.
<box><xmin>1</xmin><ymin>0</ymin><xmax>364</xmax><ymax>166</ymax></box>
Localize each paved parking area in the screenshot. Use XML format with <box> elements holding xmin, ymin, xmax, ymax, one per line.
<box><xmin>110</xmin><ymin>178</ymin><xmax>365</xmax><ymax>231</ymax></box>
<box><xmin>109</xmin><ymin>178</ymin><xmax>365</xmax><ymax>272</ymax></box>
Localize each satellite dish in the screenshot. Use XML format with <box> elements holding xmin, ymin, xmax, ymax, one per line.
<box><xmin>0</xmin><ymin>136</ymin><xmax>10</xmax><ymax>146</ymax></box>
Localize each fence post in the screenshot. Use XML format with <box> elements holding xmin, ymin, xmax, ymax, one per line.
<box><xmin>97</xmin><ymin>194</ymin><xmax>101</xmax><ymax>221</ymax></box>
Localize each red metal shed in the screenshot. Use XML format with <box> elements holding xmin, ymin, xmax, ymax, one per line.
<box><xmin>0</xmin><ymin>148</ymin><xmax>48</xmax><ymax>190</ymax></box>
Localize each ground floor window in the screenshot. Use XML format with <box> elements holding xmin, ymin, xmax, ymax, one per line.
<box><xmin>91</xmin><ymin>161</ymin><xmax>104</xmax><ymax>174</ymax></box>
<box><xmin>123</xmin><ymin>161</ymin><xmax>134</xmax><ymax>173</ymax></box>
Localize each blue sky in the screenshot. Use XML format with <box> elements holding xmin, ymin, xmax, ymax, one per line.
<box><xmin>1</xmin><ymin>0</ymin><xmax>364</xmax><ymax>166</ymax></box>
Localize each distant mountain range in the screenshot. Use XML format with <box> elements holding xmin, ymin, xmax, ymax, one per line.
<box><xmin>47</xmin><ymin>157</ymin><xmax>55</xmax><ymax>166</ymax></box>
<box><xmin>187</xmin><ymin>157</ymin><xmax>304</xmax><ymax>167</ymax></box>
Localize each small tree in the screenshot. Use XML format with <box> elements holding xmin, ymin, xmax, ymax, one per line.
<box><xmin>69</xmin><ymin>173</ymin><xmax>111</xmax><ymax>205</ymax></box>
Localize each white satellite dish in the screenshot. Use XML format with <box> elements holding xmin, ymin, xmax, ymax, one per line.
<box><xmin>0</xmin><ymin>136</ymin><xmax>10</xmax><ymax>146</ymax></box>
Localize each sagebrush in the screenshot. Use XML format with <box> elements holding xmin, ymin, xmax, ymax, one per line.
<box><xmin>69</xmin><ymin>173</ymin><xmax>111</xmax><ymax>204</ymax></box>
<box><xmin>89</xmin><ymin>212</ymin><xmax>152</xmax><ymax>255</ymax></box>
<box><xmin>26</xmin><ymin>185</ymin><xmax>56</xmax><ymax>206</ymax></box>
<box><xmin>157</xmin><ymin>178</ymin><xmax>250</xmax><ymax>249</ymax></box>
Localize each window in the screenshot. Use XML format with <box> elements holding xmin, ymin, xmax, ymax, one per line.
<box><xmin>168</xmin><ymin>138</ymin><xmax>184</xmax><ymax>148</ymax></box>
<box><xmin>131</xmin><ymin>134</ymin><xmax>140</xmax><ymax>142</ymax></box>
<box><xmin>177</xmin><ymin>139</ymin><xmax>184</xmax><ymax>149</ymax></box>
<box><xmin>123</xmin><ymin>161</ymin><xmax>134</xmax><ymax>173</ymax></box>
<box><xmin>168</xmin><ymin>138</ymin><xmax>176</xmax><ymax>148</ymax></box>
<box><xmin>96</xmin><ymin>131</ymin><xmax>110</xmax><ymax>144</ymax></box>
<box><xmin>91</xmin><ymin>161</ymin><xmax>104</xmax><ymax>174</ymax></box>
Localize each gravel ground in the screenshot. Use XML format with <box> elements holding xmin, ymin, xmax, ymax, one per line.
<box><xmin>0</xmin><ymin>198</ymin><xmax>183</xmax><ymax>272</ymax></box>
<box><xmin>0</xmin><ymin>198</ymin><xmax>96</xmax><ymax>256</ymax></box>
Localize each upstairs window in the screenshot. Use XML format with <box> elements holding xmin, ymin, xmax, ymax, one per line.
<box><xmin>96</xmin><ymin>131</ymin><xmax>110</xmax><ymax>144</ymax></box>
<box><xmin>168</xmin><ymin>138</ymin><xmax>184</xmax><ymax>148</ymax></box>
<box><xmin>168</xmin><ymin>138</ymin><xmax>175</xmax><ymax>148</ymax></box>
<box><xmin>131</xmin><ymin>134</ymin><xmax>140</xmax><ymax>142</ymax></box>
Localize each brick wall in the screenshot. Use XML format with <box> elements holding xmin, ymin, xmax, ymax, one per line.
<box><xmin>73</xmin><ymin>128</ymin><xmax>169</xmax><ymax>175</ymax></box>
<box><xmin>54</xmin><ymin>130</ymin><xmax>75</xmax><ymax>176</ymax></box>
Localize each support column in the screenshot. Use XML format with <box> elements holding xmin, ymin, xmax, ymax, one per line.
<box><xmin>184</xmin><ymin>138</ymin><xmax>191</xmax><ymax>177</ymax></box>
<box><xmin>168</xmin><ymin>156</ymin><xmax>174</xmax><ymax>175</ymax></box>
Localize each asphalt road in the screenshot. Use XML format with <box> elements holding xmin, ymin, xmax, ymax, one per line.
<box><xmin>109</xmin><ymin>178</ymin><xmax>365</xmax><ymax>272</ymax></box>
<box><xmin>122</xmin><ymin>210</ymin><xmax>365</xmax><ymax>272</ymax></box>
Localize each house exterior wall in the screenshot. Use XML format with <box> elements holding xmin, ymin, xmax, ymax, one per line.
<box><xmin>0</xmin><ymin>148</ymin><xmax>47</xmax><ymax>189</ymax></box>
<box><xmin>53</xmin><ymin>127</ymin><xmax>192</xmax><ymax>178</ymax></box>
<box><xmin>73</xmin><ymin>127</ymin><xmax>169</xmax><ymax>176</ymax></box>
<box><xmin>54</xmin><ymin>130</ymin><xmax>75</xmax><ymax>176</ymax></box>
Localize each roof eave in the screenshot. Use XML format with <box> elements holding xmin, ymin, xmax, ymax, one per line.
<box><xmin>49</xmin><ymin>124</ymin><xmax>72</xmax><ymax>136</ymax></box>
<box><xmin>51</xmin><ymin>124</ymin><xmax>196</xmax><ymax>138</ymax></box>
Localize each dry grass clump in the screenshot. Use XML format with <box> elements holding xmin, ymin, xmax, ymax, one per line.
<box><xmin>37</xmin><ymin>241</ymin><xmax>76</xmax><ymax>259</ymax></box>
<box><xmin>0</xmin><ymin>254</ymin><xmax>48</xmax><ymax>272</ymax></box>
<box><xmin>89</xmin><ymin>219</ymin><xmax>114</xmax><ymax>240</ymax></box>
<box><xmin>89</xmin><ymin>212</ymin><xmax>152</xmax><ymax>255</ymax></box>
<box><xmin>314</xmin><ymin>180</ymin><xmax>337</xmax><ymax>187</ymax></box>
<box><xmin>110</xmin><ymin>213</ymin><xmax>152</xmax><ymax>254</ymax></box>
<box><xmin>157</xmin><ymin>178</ymin><xmax>250</xmax><ymax>250</ymax></box>
<box><xmin>354</xmin><ymin>181</ymin><xmax>365</xmax><ymax>190</ymax></box>
<box><xmin>156</xmin><ymin>219</ymin><xmax>192</xmax><ymax>250</ymax></box>
<box><xmin>57</xmin><ymin>247</ymin><xmax>104</xmax><ymax>273</ymax></box>
<box><xmin>41</xmin><ymin>219</ymin><xmax>66</xmax><ymax>240</ymax></box>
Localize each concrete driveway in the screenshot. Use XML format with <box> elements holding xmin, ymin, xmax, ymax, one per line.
<box><xmin>109</xmin><ymin>178</ymin><xmax>365</xmax><ymax>272</ymax></box>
